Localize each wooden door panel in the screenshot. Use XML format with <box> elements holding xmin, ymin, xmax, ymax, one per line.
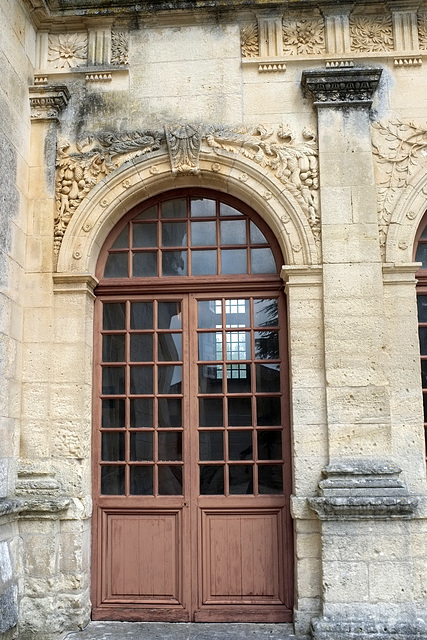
<box><xmin>200</xmin><ymin>508</ymin><xmax>283</xmax><ymax>605</ymax></box>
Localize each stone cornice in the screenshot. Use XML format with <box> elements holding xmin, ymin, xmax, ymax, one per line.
<box><xmin>301</xmin><ymin>67</ymin><xmax>382</xmax><ymax>107</ymax></box>
<box><xmin>29</xmin><ymin>84</ymin><xmax>70</xmax><ymax>122</ymax></box>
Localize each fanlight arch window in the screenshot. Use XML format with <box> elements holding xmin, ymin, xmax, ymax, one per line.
<box><xmin>414</xmin><ymin>213</ymin><xmax>427</xmax><ymax>468</ymax></box>
<box><xmin>96</xmin><ymin>190</ymin><xmax>279</xmax><ymax>282</ymax></box>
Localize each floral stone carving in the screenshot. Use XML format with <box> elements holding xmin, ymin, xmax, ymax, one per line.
<box><xmin>48</xmin><ymin>33</ymin><xmax>88</xmax><ymax>69</ymax></box>
<box><xmin>419</xmin><ymin>13</ymin><xmax>427</xmax><ymax>50</ymax></box>
<box><xmin>111</xmin><ymin>31</ymin><xmax>129</xmax><ymax>65</ymax></box>
<box><xmin>241</xmin><ymin>23</ymin><xmax>259</xmax><ymax>57</ymax></box>
<box><xmin>283</xmin><ymin>18</ymin><xmax>325</xmax><ymax>56</ymax></box>
<box><xmin>350</xmin><ymin>14</ymin><xmax>393</xmax><ymax>52</ymax></box>
<box><xmin>54</xmin><ymin>124</ymin><xmax>319</xmax><ymax>256</ymax></box>
<box><xmin>372</xmin><ymin>119</ymin><xmax>427</xmax><ymax>255</ymax></box>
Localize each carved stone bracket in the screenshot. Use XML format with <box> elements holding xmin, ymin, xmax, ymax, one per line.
<box><xmin>301</xmin><ymin>67</ymin><xmax>382</xmax><ymax>107</ymax></box>
<box><xmin>29</xmin><ymin>84</ymin><xmax>70</xmax><ymax>122</ymax></box>
<box><xmin>165</xmin><ymin>124</ymin><xmax>202</xmax><ymax>175</ymax></box>
<box><xmin>309</xmin><ymin>461</ymin><xmax>419</xmax><ymax>520</ymax></box>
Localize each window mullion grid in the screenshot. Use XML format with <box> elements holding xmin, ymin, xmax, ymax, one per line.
<box><xmin>153</xmin><ymin>300</ymin><xmax>159</xmax><ymax>497</ymax></box>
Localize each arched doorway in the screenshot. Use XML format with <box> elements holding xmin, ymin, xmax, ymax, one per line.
<box><xmin>91</xmin><ymin>189</ymin><xmax>293</xmax><ymax>622</ymax></box>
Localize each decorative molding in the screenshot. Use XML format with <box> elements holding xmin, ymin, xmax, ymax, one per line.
<box><xmin>371</xmin><ymin>118</ymin><xmax>427</xmax><ymax>256</ymax></box>
<box><xmin>325</xmin><ymin>59</ymin><xmax>354</xmax><ymax>68</ymax></box>
<box><xmin>258</xmin><ymin>63</ymin><xmax>286</xmax><ymax>72</ymax></box>
<box><xmin>48</xmin><ymin>33</ymin><xmax>88</xmax><ymax>69</ymax></box>
<box><xmin>257</xmin><ymin>13</ymin><xmax>283</xmax><ymax>57</ymax></box>
<box><xmin>301</xmin><ymin>67</ymin><xmax>382</xmax><ymax>107</ymax></box>
<box><xmin>283</xmin><ymin>18</ymin><xmax>325</xmax><ymax>56</ymax></box>
<box><xmin>394</xmin><ymin>57</ymin><xmax>422</xmax><ymax>66</ymax></box>
<box><xmin>392</xmin><ymin>8</ymin><xmax>419</xmax><ymax>51</ymax></box>
<box><xmin>111</xmin><ymin>30</ymin><xmax>129</xmax><ymax>65</ymax></box>
<box><xmin>322</xmin><ymin>7</ymin><xmax>351</xmax><ymax>54</ymax></box>
<box><xmin>309</xmin><ymin>461</ymin><xmax>419</xmax><ymax>520</ymax></box>
<box><xmin>29</xmin><ymin>84</ymin><xmax>70</xmax><ymax>121</ymax></box>
<box><xmin>350</xmin><ymin>14</ymin><xmax>394</xmax><ymax>52</ymax></box>
<box><xmin>241</xmin><ymin>22</ymin><xmax>259</xmax><ymax>57</ymax></box>
<box><xmin>85</xmin><ymin>72</ymin><xmax>112</xmax><ymax>82</ymax></box>
<box><xmin>53</xmin><ymin>124</ymin><xmax>319</xmax><ymax>255</ymax></box>
<box><xmin>418</xmin><ymin>11</ymin><xmax>427</xmax><ymax>49</ymax></box>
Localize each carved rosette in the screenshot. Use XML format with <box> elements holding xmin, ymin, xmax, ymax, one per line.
<box><xmin>241</xmin><ymin>23</ymin><xmax>259</xmax><ymax>57</ymax></box>
<box><xmin>350</xmin><ymin>14</ymin><xmax>394</xmax><ymax>52</ymax></box>
<box><xmin>48</xmin><ymin>33</ymin><xmax>88</xmax><ymax>69</ymax></box>
<box><xmin>283</xmin><ymin>18</ymin><xmax>325</xmax><ymax>56</ymax></box>
<box><xmin>302</xmin><ymin>67</ymin><xmax>382</xmax><ymax>107</ymax></box>
<box><xmin>29</xmin><ymin>85</ymin><xmax>70</xmax><ymax>122</ymax></box>
<box><xmin>111</xmin><ymin>31</ymin><xmax>129</xmax><ymax>65</ymax></box>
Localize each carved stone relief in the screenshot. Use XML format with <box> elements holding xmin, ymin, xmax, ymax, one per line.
<box><xmin>418</xmin><ymin>13</ymin><xmax>427</xmax><ymax>50</ymax></box>
<box><xmin>241</xmin><ymin>23</ymin><xmax>259</xmax><ymax>57</ymax></box>
<box><xmin>54</xmin><ymin>124</ymin><xmax>319</xmax><ymax>256</ymax></box>
<box><xmin>350</xmin><ymin>14</ymin><xmax>394</xmax><ymax>52</ymax></box>
<box><xmin>372</xmin><ymin>119</ymin><xmax>427</xmax><ymax>255</ymax></box>
<box><xmin>111</xmin><ymin>31</ymin><xmax>129</xmax><ymax>65</ymax></box>
<box><xmin>48</xmin><ymin>33</ymin><xmax>88</xmax><ymax>69</ymax></box>
<box><xmin>283</xmin><ymin>18</ymin><xmax>325</xmax><ymax>56</ymax></box>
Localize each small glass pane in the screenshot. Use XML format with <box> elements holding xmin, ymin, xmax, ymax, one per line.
<box><xmin>191</xmin><ymin>250</ymin><xmax>217</xmax><ymax>275</ymax></box>
<box><xmin>130</xmin><ymin>466</ymin><xmax>153</xmax><ymax>495</ymax></box>
<box><xmin>162</xmin><ymin>199</ymin><xmax>187</xmax><ymax>218</ymax></box>
<box><xmin>422</xmin><ymin>360</ymin><xmax>427</xmax><ymax>388</ymax></box>
<box><xmin>225</xmin><ymin>298</ymin><xmax>250</xmax><ymax>326</ymax></box>
<box><xmin>191</xmin><ymin>198</ymin><xmax>216</xmax><ymax>217</ymax></box>
<box><xmin>132</xmin><ymin>223</ymin><xmax>157</xmax><ymax>248</ymax></box>
<box><xmin>132</xmin><ymin>251</ymin><xmax>157</xmax><ymax>277</ymax></box>
<box><xmin>158</xmin><ymin>398</ymin><xmax>182</xmax><ymax>428</ymax></box>
<box><xmin>102</xmin><ymin>367</ymin><xmax>125</xmax><ymax>395</ymax></box>
<box><xmin>103</xmin><ymin>334</ymin><xmax>125</xmax><ymax>362</ymax></box>
<box><xmin>101</xmin><ymin>466</ymin><xmax>125</xmax><ymax>494</ymax></box>
<box><xmin>415</xmin><ymin>243</ymin><xmax>427</xmax><ymax>268</ymax></box>
<box><xmin>130</xmin><ymin>432</ymin><xmax>153</xmax><ymax>461</ymax></box>
<box><xmin>227</xmin><ymin>364</ymin><xmax>251</xmax><ymax>393</ymax></box>
<box><xmin>104</xmin><ymin>253</ymin><xmax>128</xmax><ymax>278</ymax></box>
<box><xmin>135</xmin><ymin>205</ymin><xmax>157</xmax><ymax>220</ymax></box>
<box><xmin>158</xmin><ymin>466</ymin><xmax>182</xmax><ymax>495</ymax></box>
<box><xmin>251</xmin><ymin>248</ymin><xmax>276</xmax><ymax>274</ymax></box>
<box><xmin>255</xmin><ymin>331</ymin><xmax>279</xmax><ymax>360</ymax></box>
<box><xmin>228</xmin><ymin>397</ymin><xmax>252</xmax><ymax>426</ymax></box>
<box><xmin>111</xmin><ymin>227</ymin><xmax>129</xmax><ymax>249</ymax></box>
<box><xmin>250</xmin><ymin>222</ymin><xmax>268</xmax><ymax>244</ymax></box>
<box><xmin>158</xmin><ymin>366</ymin><xmax>182</xmax><ymax>394</ymax></box>
<box><xmin>130</xmin><ymin>398</ymin><xmax>153</xmax><ymax>428</ymax></box>
<box><xmin>257</xmin><ymin>431</ymin><xmax>282</xmax><ymax>460</ymax></box>
<box><xmin>158</xmin><ymin>301</ymin><xmax>182</xmax><ymax>329</ymax></box>
<box><xmin>254</xmin><ymin>299</ymin><xmax>278</xmax><ymax>327</ymax></box>
<box><xmin>158</xmin><ymin>333</ymin><xmax>182</xmax><ymax>361</ymax></box>
<box><xmin>162</xmin><ymin>251</ymin><xmax>187</xmax><ymax>276</ymax></box>
<box><xmin>220</xmin><ymin>220</ymin><xmax>246</xmax><ymax>245</ymax></box>
<box><xmin>226</xmin><ymin>331</ymin><xmax>250</xmax><ymax>360</ymax></box>
<box><xmin>418</xmin><ymin>296</ymin><xmax>427</xmax><ymax>323</ymax></box>
<box><xmin>220</xmin><ymin>203</ymin><xmax>243</xmax><ymax>217</ymax></box>
<box><xmin>229</xmin><ymin>465</ymin><xmax>253</xmax><ymax>494</ymax></box>
<box><xmin>228</xmin><ymin>430</ymin><xmax>253</xmax><ymax>460</ymax></box>
<box><xmin>424</xmin><ymin>393</ymin><xmax>427</xmax><ymax>423</ymax></box>
<box><xmin>102</xmin><ymin>433</ymin><xmax>125</xmax><ymax>461</ymax></box>
<box><xmin>103</xmin><ymin>303</ymin><xmax>125</xmax><ymax>330</ymax></box>
<box><xmin>130</xmin><ymin>334</ymin><xmax>153</xmax><ymax>362</ymax></box>
<box><xmin>199</xmin><ymin>332</ymin><xmax>222</xmax><ymax>361</ymax></box>
<box><xmin>199</xmin><ymin>432</ymin><xmax>223</xmax><ymax>461</ymax></box>
<box><xmin>199</xmin><ymin>398</ymin><xmax>223</xmax><ymax>427</ymax></box>
<box><xmin>102</xmin><ymin>398</ymin><xmax>125</xmax><ymax>428</ymax></box>
<box><xmin>221</xmin><ymin>249</ymin><xmax>247</xmax><ymax>274</ymax></box>
<box><xmin>130</xmin><ymin>366</ymin><xmax>153</xmax><ymax>394</ymax></box>
<box><xmin>191</xmin><ymin>221</ymin><xmax>216</xmax><ymax>246</ymax></box>
<box><xmin>158</xmin><ymin>432</ymin><xmax>182</xmax><ymax>461</ymax></box>
<box><xmin>162</xmin><ymin>222</ymin><xmax>187</xmax><ymax>247</ymax></box>
<box><xmin>198</xmin><ymin>365</ymin><xmax>223</xmax><ymax>393</ymax></box>
<box><xmin>200</xmin><ymin>465</ymin><xmax>224</xmax><ymax>494</ymax></box>
<box><xmin>257</xmin><ymin>397</ymin><xmax>281</xmax><ymax>426</ymax></box>
<box><xmin>256</xmin><ymin>363</ymin><xmax>280</xmax><ymax>392</ymax></box>
<box><xmin>419</xmin><ymin>328</ymin><xmax>427</xmax><ymax>355</ymax></box>
<box><xmin>421</xmin><ymin>225</ymin><xmax>427</xmax><ymax>239</ymax></box>
<box><xmin>130</xmin><ymin>302</ymin><xmax>153</xmax><ymax>330</ymax></box>
<box><xmin>198</xmin><ymin>300</ymin><xmax>222</xmax><ymax>328</ymax></box>
<box><xmin>258</xmin><ymin>465</ymin><xmax>283</xmax><ymax>494</ymax></box>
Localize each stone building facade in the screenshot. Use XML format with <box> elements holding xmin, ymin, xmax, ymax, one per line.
<box><xmin>1</xmin><ymin>0</ymin><xmax>427</xmax><ymax>638</ymax></box>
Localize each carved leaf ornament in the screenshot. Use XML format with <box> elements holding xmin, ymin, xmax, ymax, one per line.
<box><xmin>350</xmin><ymin>14</ymin><xmax>393</xmax><ymax>52</ymax></box>
<box><xmin>54</xmin><ymin>124</ymin><xmax>319</xmax><ymax>256</ymax></box>
<box><xmin>241</xmin><ymin>23</ymin><xmax>259</xmax><ymax>57</ymax></box>
<box><xmin>372</xmin><ymin>119</ymin><xmax>427</xmax><ymax>253</ymax></box>
<box><xmin>283</xmin><ymin>18</ymin><xmax>325</xmax><ymax>56</ymax></box>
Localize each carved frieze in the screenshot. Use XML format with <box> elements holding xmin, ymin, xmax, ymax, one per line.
<box><xmin>241</xmin><ymin>23</ymin><xmax>259</xmax><ymax>57</ymax></box>
<box><xmin>418</xmin><ymin>12</ymin><xmax>427</xmax><ymax>50</ymax></box>
<box><xmin>29</xmin><ymin>85</ymin><xmax>70</xmax><ymax>121</ymax></box>
<box><xmin>54</xmin><ymin>124</ymin><xmax>319</xmax><ymax>255</ymax></box>
<box><xmin>350</xmin><ymin>14</ymin><xmax>394</xmax><ymax>52</ymax></box>
<box><xmin>302</xmin><ymin>67</ymin><xmax>382</xmax><ymax>107</ymax></box>
<box><xmin>372</xmin><ymin>119</ymin><xmax>427</xmax><ymax>255</ymax></box>
<box><xmin>48</xmin><ymin>33</ymin><xmax>88</xmax><ymax>69</ymax></box>
<box><xmin>111</xmin><ymin>31</ymin><xmax>129</xmax><ymax>65</ymax></box>
<box><xmin>283</xmin><ymin>18</ymin><xmax>325</xmax><ymax>56</ymax></box>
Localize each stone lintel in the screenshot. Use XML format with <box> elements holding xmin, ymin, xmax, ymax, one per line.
<box><xmin>309</xmin><ymin>460</ymin><xmax>419</xmax><ymax>520</ymax></box>
<box><xmin>29</xmin><ymin>84</ymin><xmax>70</xmax><ymax>122</ymax></box>
<box><xmin>301</xmin><ymin>67</ymin><xmax>382</xmax><ymax>108</ymax></box>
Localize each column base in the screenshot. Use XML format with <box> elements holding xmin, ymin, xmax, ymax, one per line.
<box><xmin>311</xmin><ymin>617</ymin><xmax>427</xmax><ymax>639</ymax></box>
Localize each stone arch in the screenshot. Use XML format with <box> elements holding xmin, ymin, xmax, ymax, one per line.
<box><xmin>56</xmin><ymin>150</ymin><xmax>320</xmax><ymax>277</ymax></box>
<box><xmin>385</xmin><ymin>166</ymin><xmax>427</xmax><ymax>264</ymax></box>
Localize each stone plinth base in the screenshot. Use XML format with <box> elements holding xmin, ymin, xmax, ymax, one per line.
<box><xmin>311</xmin><ymin>617</ymin><xmax>427</xmax><ymax>639</ymax></box>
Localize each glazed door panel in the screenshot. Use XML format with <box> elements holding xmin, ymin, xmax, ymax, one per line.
<box><xmin>92</xmin><ymin>293</ymin><xmax>292</xmax><ymax>622</ymax></box>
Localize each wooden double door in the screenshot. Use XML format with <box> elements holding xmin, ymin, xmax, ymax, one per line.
<box><xmin>92</xmin><ymin>290</ymin><xmax>293</xmax><ymax>622</ymax></box>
